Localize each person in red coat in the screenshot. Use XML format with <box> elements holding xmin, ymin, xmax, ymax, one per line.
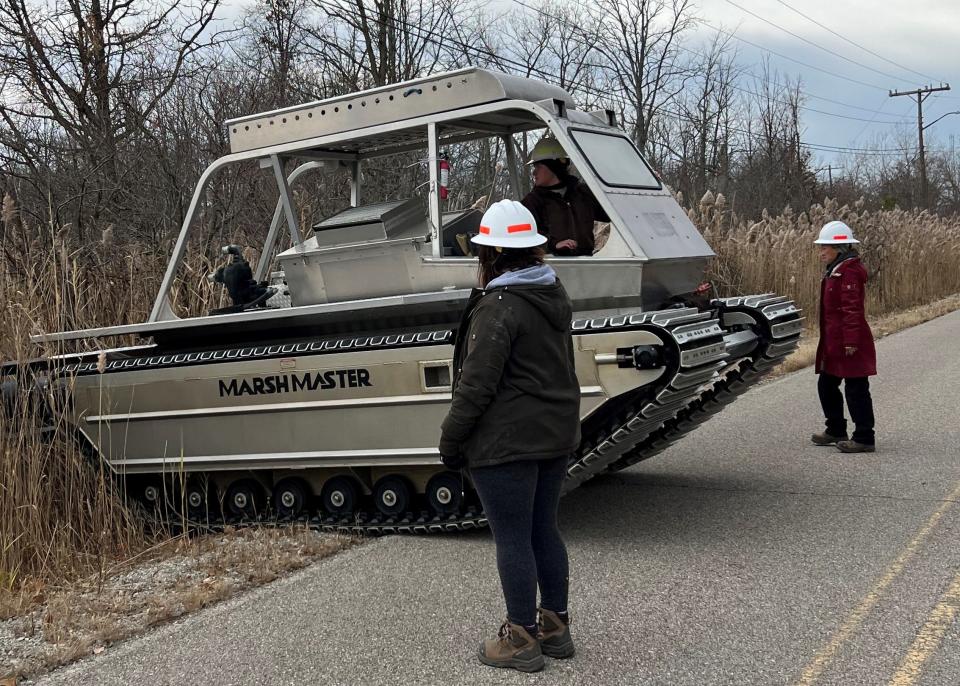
<box><xmin>812</xmin><ymin>221</ymin><xmax>877</xmax><ymax>453</ymax></box>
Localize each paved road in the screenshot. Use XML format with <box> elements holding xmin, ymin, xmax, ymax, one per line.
<box><xmin>38</xmin><ymin>311</ymin><xmax>960</xmax><ymax>686</ymax></box>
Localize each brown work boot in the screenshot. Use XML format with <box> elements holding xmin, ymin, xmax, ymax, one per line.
<box><xmin>538</xmin><ymin>608</ymin><xmax>575</xmax><ymax>658</ymax></box>
<box><xmin>811</xmin><ymin>432</ymin><xmax>847</xmax><ymax>446</ymax></box>
<box><xmin>478</xmin><ymin>621</ymin><xmax>545</xmax><ymax>672</ymax></box>
<box><xmin>837</xmin><ymin>440</ymin><xmax>876</xmax><ymax>453</ymax></box>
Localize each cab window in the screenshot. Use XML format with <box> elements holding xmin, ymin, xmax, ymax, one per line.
<box><xmin>570</xmin><ymin>129</ymin><xmax>661</xmax><ymax>190</ymax></box>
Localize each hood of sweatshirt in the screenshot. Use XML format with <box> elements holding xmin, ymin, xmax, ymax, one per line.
<box><xmin>486</xmin><ymin>263</ymin><xmax>557</xmax><ymax>288</ymax></box>
<box><xmin>485</xmin><ymin>264</ymin><xmax>572</xmax><ymax>332</ymax></box>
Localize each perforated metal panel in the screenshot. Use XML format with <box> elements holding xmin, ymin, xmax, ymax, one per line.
<box><xmin>225</xmin><ymin>69</ymin><xmax>573</xmax><ymax>154</ymax></box>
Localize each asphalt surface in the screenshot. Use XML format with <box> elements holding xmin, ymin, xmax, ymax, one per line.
<box><xmin>37</xmin><ymin>311</ymin><xmax>960</xmax><ymax>686</ymax></box>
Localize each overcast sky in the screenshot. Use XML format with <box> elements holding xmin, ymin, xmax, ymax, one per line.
<box><xmin>218</xmin><ymin>0</ymin><xmax>959</xmax><ymax>168</ymax></box>
<box><xmin>692</xmin><ymin>0</ymin><xmax>960</xmax><ymax>168</ymax></box>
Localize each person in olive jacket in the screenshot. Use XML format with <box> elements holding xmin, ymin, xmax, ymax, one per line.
<box><xmin>439</xmin><ymin>199</ymin><xmax>580</xmax><ymax>673</ymax></box>
<box><xmin>521</xmin><ymin>137</ymin><xmax>609</xmax><ymax>256</ymax></box>
<box><xmin>812</xmin><ymin>221</ymin><xmax>877</xmax><ymax>453</ymax></box>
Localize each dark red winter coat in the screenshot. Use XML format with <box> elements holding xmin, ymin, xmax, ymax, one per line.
<box><xmin>816</xmin><ymin>256</ymin><xmax>877</xmax><ymax>378</ymax></box>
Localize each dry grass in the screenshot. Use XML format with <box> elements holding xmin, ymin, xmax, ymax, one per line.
<box><xmin>1</xmin><ymin>527</ymin><xmax>355</xmax><ymax>681</ymax></box>
<box><xmin>691</xmin><ymin>192</ymin><xmax>960</xmax><ymax>375</ymax></box>
<box><xmin>1</xmin><ymin>199</ymin><xmax>234</xmax><ymax>602</ymax></box>
<box><xmin>695</xmin><ymin>194</ymin><xmax>960</xmax><ymax>320</ymax></box>
<box><xmin>1</xmin><ymin>208</ymin><xmax>357</xmax><ymax>684</ymax></box>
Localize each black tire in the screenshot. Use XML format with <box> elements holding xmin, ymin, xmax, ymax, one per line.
<box><xmin>134</xmin><ymin>478</ymin><xmax>164</xmax><ymax>509</ymax></box>
<box><xmin>273</xmin><ymin>478</ymin><xmax>309</xmax><ymax>518</ymax></box>
<box><xmin>373</xmin><ymin>475</ymin><xmax>411</xmax><ymax>517</ymax></box>
<box><xmin>225</xmin><ymin>479</ymin><xmax>265</xmax><ymax>519</ymax></box>
<box><xmin>426</xmin><ymin>472</ymin><xmax>463</xmax><ymax>516</ymax></box>
<box><xmin>320</xmin><ymin>476</ymin><xmax>358</xmax><ymax>516</ymax></box>
<box><xmin>183</xmin><ymin>478</ymin><xmax>214</xmax><ymax>521</ymax></box>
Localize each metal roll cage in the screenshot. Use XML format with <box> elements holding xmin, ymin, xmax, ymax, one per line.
<box><xmin>149</xmin><ymin>98</ymin><xmax>632</xmax><ymax>322</ymax></box>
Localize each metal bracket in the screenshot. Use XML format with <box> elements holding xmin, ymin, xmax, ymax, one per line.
<box><xmin>427</xmin><ymin>123</ymin><xmax>442</xmax><ymax>257</ymax></box>
<box><xmin>503</xmin><ymin>135</ymin><xmax>521</xmax><ymax>198</ymax></box>
<box><xmin>255</xmin><ymin>160</ymin><xmax>326</xmax><ymax>282</ymax></box>
<box><xmin>350</xmin><ymin>161</ymin><xmax>361</xmax><ymax>207</ymax></box>
<box><xmin>269</xmin><ymin>154</ymin><xmax>303</xmax><ymax>247</ymax></box>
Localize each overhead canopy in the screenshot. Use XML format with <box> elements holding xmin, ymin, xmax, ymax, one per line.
<box><xmin>225</xmin><ymin>69</ymin><xmax>578</xmax><ymax>156</ymax></box>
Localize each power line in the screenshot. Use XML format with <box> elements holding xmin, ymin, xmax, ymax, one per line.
<box><xmin>317</xmin><ymin>0</ymin><xmax>919</xmax><ymax>156</ymax></box>
<box><xmin>696</xmin><ymin>20</ymin><xmax>888</xmax><ymax>91</ymax></box>
<box><xmin>721</xmin><ymin>0</ymin><xmax>914</xmax><ymax>85</ymax></box>
<box><xmin>849</xmin><ymin>95</ymin><xmax>898</xmax><ymax>146</ymax></box>
<box><xmin>509</xmin><ymin>0</ymin><xmax>912</xmax><ymax>122</ymax></box>
<box><xmin>511</xmin><ymin>0</ymin><xmax>915</xmax><ymax>125</ymax></box>
<box><xmin>508</xmin><ymin>0</ymin><xmax>911</xmax><ymax>125</ymax></box>
<box><xmin>311</xmin><ymin>0</ymin><xmax>920</xmax><ymax>159</ymax></box>
<box><xmin>771</xmin><ymin>0</ymin><xmax>944</xmax><ymax>84</ymax></box>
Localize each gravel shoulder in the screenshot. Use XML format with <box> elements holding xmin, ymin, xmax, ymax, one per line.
<box><xmin>1</xmin><ymin>528</ymin><xmax>355</xmax><ymax>681</ymax></box>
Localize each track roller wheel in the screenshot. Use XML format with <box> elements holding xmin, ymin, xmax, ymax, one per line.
<box><xmin>273</xmin><ymin>478</ymin><xmax>309</xmax><ymax>519</ymax></box>
<box><xmin>373</xmin><ymin>475</ymin><xmax>411</xmax><ymax>517</ymax></box>
<box><xmin>183</xmin><ymin>478</ymin><xmax>214</xmax><ymax>521</ymax></box>
<box><xmin>426</xmin><ymin>472</ymin><xmax>463</xmax><ymax>516</ymax></box>
<box><xmin>128</xmin><ymin>477</ymin><xmax>167</xmax><ymax>511</ymax></box>
<box><xmin>225</xmin><ymin>479</ymin><xmax>265</xmax><ymax>519</ymax></box>
<box><xmin>320</xmin><ymin>476</ymin><xmax>358</xmax><ymax>516</ymax></box>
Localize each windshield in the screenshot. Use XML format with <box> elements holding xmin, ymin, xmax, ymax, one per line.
<box><xmin>570</xmin><ymin>129</ymin><xmax>661</xmax><ymax>190</ymax></box>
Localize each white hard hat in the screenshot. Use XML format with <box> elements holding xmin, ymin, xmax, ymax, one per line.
<box><xmin>814</xmin><ymin>220</ymin><xmax>860</xmax><ymax>245</ymax></box>
<box><xmin>471</xmin><ymin>200</ymin><xmax>546</xmax><ymax>249</ymax></box>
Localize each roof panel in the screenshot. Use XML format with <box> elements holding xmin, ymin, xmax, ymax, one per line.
<box><xmin>225</xmin><ymin>69</ymin><xmax>571</xmax><ymax>154</ymax></box>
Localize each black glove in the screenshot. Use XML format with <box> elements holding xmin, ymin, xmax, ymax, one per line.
<box><xmin>440</xmin><ymin>453</ymin><xmax>466</xmax><ymax>469</ymax></box>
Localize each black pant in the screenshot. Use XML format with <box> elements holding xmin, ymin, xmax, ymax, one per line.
<box><xmin>818</xmin><ymin>373</ymin><xmax>875</xmax><ymax>445</ymax></box>
<box><xmin>469</xmin><ymin>455</ymin><xmax>569</xmax><ymax>627</ymax></box>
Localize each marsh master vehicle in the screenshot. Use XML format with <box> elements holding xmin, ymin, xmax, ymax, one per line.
<box><xmin>1</xmin><ymin>69</ymin><xmax>801</xmax><ymax>532</ymax></box>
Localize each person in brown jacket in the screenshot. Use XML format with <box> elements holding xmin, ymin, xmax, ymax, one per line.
<box><xmin>521</xmin><ymin>137</ymin><xmax>609</xmax><ymax>256</ymax></box>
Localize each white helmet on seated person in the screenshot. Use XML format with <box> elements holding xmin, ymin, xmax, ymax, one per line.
<box><xmin>471</xmin><ymin>200</ymin><xmax>547</xmax><ymax>249</ymax></box>
<box><xmin>814</xmin><ymin>220</ymin><xmax>860</xmax><ymax>245</ymax></box>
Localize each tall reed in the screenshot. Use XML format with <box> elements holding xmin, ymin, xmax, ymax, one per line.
<box><xmin>1</xmin><ymin>214</ymin><xmax>221</xmax><ymax>601</ymax></box>
<box><xmin>694</xmin><ymin>193</ymin><xmax>960</xmax><ymax>323</ymax></box>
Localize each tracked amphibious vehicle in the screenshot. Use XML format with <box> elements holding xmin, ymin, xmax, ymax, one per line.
<box><xmin>2</xmin><ymin>69</ymin><xmax>802</xmax><ymax>533</ymax></box>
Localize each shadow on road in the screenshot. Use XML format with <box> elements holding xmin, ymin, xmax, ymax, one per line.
<box><xmin>555</xmin><ymin>468</ymin><xmax>809</xmax><ymax>546</ymax></box>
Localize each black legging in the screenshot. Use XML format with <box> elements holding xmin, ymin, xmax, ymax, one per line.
<box><xmin>469</xmin><ymin>455</ymin><xmax>569</xmax><ymax>627</ymax></box>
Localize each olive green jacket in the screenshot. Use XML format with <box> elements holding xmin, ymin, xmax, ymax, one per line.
<box><xmin>439</xmin><ymin>279</ymin><xmax>581</xmax><ymax>469</ymax></box>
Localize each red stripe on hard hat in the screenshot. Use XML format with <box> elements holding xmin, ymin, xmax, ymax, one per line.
<box><xmin>833</xmin><ymin>234</ymin><xmax>848</xmax><ymax>240</ymax></box>
<box><xmin>507</xmin><ymin>223</ymin><xmax>532</xmax><ymax>233</ymax></box>
<box><xmin>479</xmin><ymin>225</ymin><xmax>491</xmax><ymax>234</ymax></box>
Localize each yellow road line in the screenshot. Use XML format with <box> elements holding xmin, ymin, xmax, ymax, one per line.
<box><xmin>794</xmin><ymin>481</ymin><xmax>960</xmax><ymax>686</ymax></box>
<box><xmin>888</xmin><ymin>572</ymin><xmax>960</xmax><ymax>686</ymax></box>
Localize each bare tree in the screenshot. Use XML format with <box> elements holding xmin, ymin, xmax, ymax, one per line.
<box><xmin>0</xmin><ymin>0</ymin><xmax>222</xmax><ymax>237</ymax></box>
<box><xmin>667</xmin><ymin>33</ymin><xmax>740</xmax><ymax>202</ymax></box>
<box><xmin>733</xmin><ymin>59</ymin><xmax>813</xmax><ymax>215</ymax></box>
<box><xmin>242</xmin><ymin>0</ymin><xmax>313</xmax><ymax>105</ymax></box>
<box><xmin>305</xmin><ymin>0</ymin><xmax>468</xmax><ymax>89</ymax></box>
<box><xmin>590</xmin><ymin>0</ymin><xmax>696</xmax><ymax>151</ymax></box>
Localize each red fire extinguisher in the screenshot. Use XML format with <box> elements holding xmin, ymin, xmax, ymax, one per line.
<box><xmin>439</xmin><ymin>152</ymin><xmax>450</xmax><ymax>200</ymax></box>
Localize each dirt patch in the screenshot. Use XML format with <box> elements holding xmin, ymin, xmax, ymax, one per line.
<box><xmin>0</xmin><ymin>527</ymin><xmax>356</xmax><ymax>682</ymax></box>
<box><xmin>772</xmin><ymin>293</ymin><xmax>960</xmax><ymax>377</ymax></box>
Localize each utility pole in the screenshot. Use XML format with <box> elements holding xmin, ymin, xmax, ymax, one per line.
<box><xmin>890</xmin><ymin>83</ymin><xmax>951</xmax><ymax>208</ymax></box>
<box><xmin>814</xmin><ymin>165</ymin><xmax>836</xmax><ymax>195</ymax></box>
